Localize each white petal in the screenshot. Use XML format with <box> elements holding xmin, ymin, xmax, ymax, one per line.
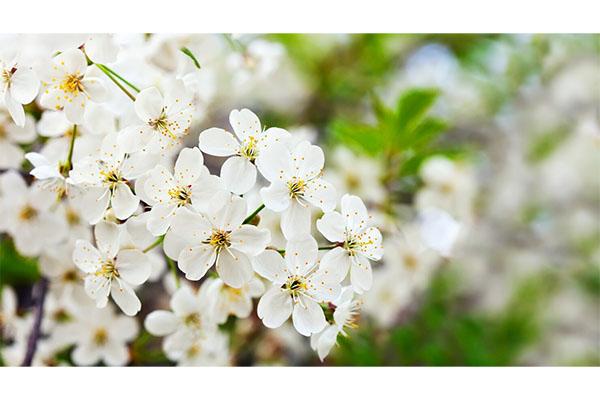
<box><xmin>220</xmin><ymin>156</ymin><xmax>256</xmax><ymax>195</ymax></box>
<box><xmin>174</xmin><ymin>147</ymin><xmax>204</xmax><ymax>186</ymax></box>
<box><xmin>94</xmin><ymin>220</ymin><xmax>121</xmax><ymax>259</ymax></box>
<box><xmin>84</xmin><ymin>275</ymin><xmax>111</xmax><ymax>307</ymax></box>
<box><xmin>229</xmin><ymin>108</ymin><xmax>261</xmax><ymax>141</ymax></box>
<box><xmin>135</xmin><ymin>87</ymin><xmax>164</xmax><ymax>122</ymax></box>
<box><xmin>209</xmin><ymin>194</ymin><xmax>247</xmax><ymax>231</ymax></box>
<box><xmin>85</xmin><ymin>34</ymin><xmax>119</xmax><ymax>64</ymax></box>
<box><xmin>144</xmin><ymin>310</ymin><xmax>179</xmax><ymax>336</ymax></box>
<box><xmin>230</xmin><ymin>225</ymin><xmax>270</xmax><ymax>256</ymax></box>
<box><xmin>316</xmin><ymin>211</ymin><xmax>346</xmax><ymax>243</ymax></box>
<box><xmin>291</xmin><ymin>141</ymin><xmax>324</xmax><ymax>180</ymax></box>
<box><xmin>170</xmin><ymin>207</ymin><xmax>212</xmax><ymax>243</ymax></box>
<box><xmin>215</xmin><ymin>249</ymin><xmax>253</xmax><ymax>288</ymax></box>
<box><xmin>316</xmin><ymin>325</ymin><xmax>339</xmax><ymax>361</ymax></box>
<box><xmin>280</xmin><ymin>201</ymin><xmax>311</xmax><ymax>240</ymax></box>
<box><xmin>350</xmin><ymin>255</ymin><xmax>373</xmax><ymax>294</ymax></box>
<box><xmin>72</xmin><ymin>343</ymin><xmax>101</xmax><ymax>366</ymax></box>
<box><xmin>112</xmin><ymin>183</ymin><xmax>139</xmax><ymax>220</ymax></box>
<box><xmin>0</xmin><ymin>141</ymin><xmax>24</xmax><ymax>168</ymax></box>
<box><xmin>341</xmin><ymin>194</ymin><xmax>370</xmax><ymax>233</ymax></box>
<box><xmin>163</xmin><ymin>229</ymin><xmax>189</xmax><ymax>260</ymax></box>
<box><xmin>78</xmin><ymin>186</ymin><xmax>110</xmax><ymax>224</ymax></box>
<box><xmin>111</xmin><ymin>281</ymin><xmax>142</xmax><ymax>316</ymax></box>
<box><xmin>304</xmin><ymin>178</ymin><xmax>337</xmax><ymax>212</ymax></box>
<box><xmin>9</xmin><ymin>67</ymin><xmax>39</xmax><ymax>104</ymax></box>
<box><xmin>82</xmin><ymin>76</ymin><xmax>107</xmax><ymax>102</ymax></box>
<box><xmin>64</xmin><ymin>97</ymin><xmax>86</xmax><ymax>124</ymax></box>
<box><xmin>117</xmin><ymin>124</ymin><xmax>154</xmax><ymax>153</ymax></box>
<box><xmin>146</xmin><ymin>203</ymin><xmax>177</xmax><ymax>236</ymax></box>
<box><xmin>117</xmin><ymin>249</ymin><xmax>151</xmax><ymax>285</ymax></box>
<box><xmin>256</xmin><ymin>141</ymin><xmax>292</xmax><ymax>182</ymax></box>
<box><xmin>284</xmin><ymin>235</ymin><xmax>318</xmax><ymax>276</ymax></box>
<box><xmin>252</xmin><ymin>250</ymin><xmax>288</xmax><ymax>285</ymax></box>
<box><xmin>73</xmin><ymin>240</ymin><xmax>102</xmax><ymax>273</ymax></box>
<box><xmin>170</xmin><ymin>286</ymin><xmax>199</xmax><ymax>316</ymax></box>
<box><xmin>178</xmin><ymin>245</ymin><xmax>216</xmax><ymax>280</ymax></box>
<box><xmin>260</xmin><ymin>182</ymin><xmax>290</xmax><ymax>212</ymax></box>
<box><xmin>37</xmin><ymin>110</ymin><xmax>70</xmax><ymax>137</ymax></box>
<box><xmin>190</xmin><ymin>174</ymin><xmax>229</xmax><ymax>212</ymax></box>
<box><xmin>292</xmin><ymin>300</ymin><xmax>326</xmax><ymax>336</ymax></box>
<box><xmin>257</xmin><ymin>286</ymin><xmax>292</xmax><ymax>328</ymax></box>
<box><xmin>4</xmin><ymin>90</ymin><xmax>25</xmax><ymax>127</ymax></box>
<box><xmin>102</xmin><ymin>340</ymin><xmax>129</xmax><ymax>366</ymax></box>
<box><xmin>319</xmin><ymin>247</ymin><xmax>351</xmax><ymax>282</ymax></box>
<box><xmin>198</xmin><ymin>127</ymin><xmax>239</xmax><ymax>156</ymax></box>
<box><xmin>54</xmin><ymin>49</ymin><xmax>87</xmax><ymax>74</ymax></box>
<box><xmin>418</xmin><ymin>207</ymin><xmax>461</xmax><ymax>257</ymax></box>
<box><xmin>356</xmin><ymin>227</ymin><xmax>384</xmax><ymax>260</ymax></box>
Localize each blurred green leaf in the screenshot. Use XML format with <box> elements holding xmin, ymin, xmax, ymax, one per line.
<box><xmin>395</xmin><ymin>88</ymin><xmax>440</xmax><ymax>136</ymax></box>
<box><xmin>0</xmin><ymin>238</ymin><xmax>40</xmax><ymax>286</ymax></box>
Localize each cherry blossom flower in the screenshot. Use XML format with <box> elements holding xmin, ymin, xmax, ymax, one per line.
<box><xmin>253</xmin><ymin>236</ymin><xmax>341</xmax><ymax>336</ymax></box>
<box><xmin>164</xmin><ymin>195</ymin><xmax>270</xmax><ymax>287</ymax></box>
<box><xmin>73</xmin><ymin>221</ymin><xmax>151</xmax><ymax>316</ymax></box>
<box><xmin>39</xmin><ymin>48</ymin><xmax>107</xmax><ymax>124</ymax></box>
<box><xmin>70</xmin><ymin>303</ymin><xmax>138</xmax><ymax>366</ymax></box>
<box><xmin>204</xmin><ymin>276</ymin><xmax>265</xmax><ymax>323</ymax></box>
<box><xmin>143</xmin><ymin>146</ymin><xmax>228</xmax><ymax>235</ymax></box>
<box><xmin>0</xmin><ymin>111</ymin><xmax>36</xmax><ymax>168</ymax></box>
<box><xmin>0</xmin><ymin>51</ymin><xmax>39</xmax><ymax>127</ymax></box>
<box><xmin>84</xmin><ymin>34</ymin><xmax>120</xmax><ymax>64</ymax></box>
<box><xmin>310</xmin><ymin>287</ymin><xmax>361</xmax><ymax>361</ymax></box>
<box><xmin>198</xmin><ymin>108</ymin><xmax>290</xmax><ymax>195</ymax></box>
<box><xmin>257</xmin><ymin>139</ymin><xmax>337</xmax><ymax>239</ymax></box>
<box><xmin>317</xmin><ymin>194</ymin><xmax>383</xmax><ymax>293</ymax></box>
<box><xmin>118</xmin><ymin>80</ymin><xmax>194</xmax><ymax>153</ymax></box>
<box><xmin>68</xmin><ymin>133</ymin><xmax>156</xmax><ymax>223</ymax></box>
<box><xmin>0</xmin><ymin>171</ymin><xmax>67</xmax><ymax>256</ymax></box>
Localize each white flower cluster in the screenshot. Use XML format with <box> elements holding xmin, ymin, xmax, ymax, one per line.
<box><xmin>0</xmin><ymin>35</ymin><xmax>384</xmax><ymax>365</ymax></box>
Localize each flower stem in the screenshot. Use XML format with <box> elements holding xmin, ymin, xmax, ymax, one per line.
<box><xmin>243</xmin><ymin>204</ymin><xmax>265</xmax><ymax>225</ymax></box>
<box><xmin>96</xmin><ymin>64</ymin><xmax>140</xmax><ymax>92</ymax></box>
<box><xmin>180</xmin><ymin>47</ymin><xmax>202</xmax><ymax>69</ymax></box>
<box><xmin>143</xmin><ymin>235</ymin><xmax>164</xmax><ymax>253</ymax></box>
<box><xmin>167</xmin><ymin>257</ymin><xmax>180</xmax><ymax>288</ymax></box>
<box><xmin>63</xmin><ymin>125</ymin><xmax>77</xmax><ymax>173</ymax></box>
<box><xmin>95</xmin><ymin>63</ymin><xmax>136</xmax><ymax>101</ymax></box>
<box><xmin>21</xmin><ymin>278</ymin><xmax>49</xmax><ymax>366</ymax></box>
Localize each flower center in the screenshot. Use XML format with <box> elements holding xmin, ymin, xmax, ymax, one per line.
<box><xmin>60</xmin><ymin>74</ymin><xmax>84</xmax><ymax>95</ymax></box>
<box><xmin>99</xmin><ymin>168</ymin><xmax>123</xmax><ymax>190</ymax></box>
<box><xmin>93</xmin><ymin>328</ymin><xmax>108</xmax><ymax>345</ymax></box>
<box><xmin>287</xmin><ymin>179</ymin><xmax>306</xmax><ymax>199</ymax></box>
<box><xmin>206</xmin><ymin>229</ymin><xmax>231</xmax><ymax>252</ymax></box>
<box><xmin>239</xmin><ymin>136</ymin><xmax>258</xmax><ymax>161</ymax></box>
<box><xmin>343</xmin><ymin>231</ymin><xmax>374</xmax><ymax>256</ymax></box>
<box><xmin>345</xmin><ymin>173</ymin><xmax>360</xmax><ymax>190</ymax></box>
<box><xmin>96</xmin><ymin>260</ymin><xmax>119</xmax><ymax>279</ymax></box>
<box><xmin>149</xmin><ymin>111</ymin><xmax>177</xmax><ymax>140</ymax></box>
<box><xmin>403</xmin><ymin>253</ymin><xmax>419</xmax><ymax>270</ymax></box>
<box><xmin>282</xmin><ymin>275</ymin><xmax>307</xmax><ymax>301</ymax></box>
<box><xmin>1</xmin><ymin>68</ymin><xmax>13</xmax><ymax>85</ymax></box>
<box><xmin>65</xmin><ymin>207</ymin><xmax>81</xmax><ymax>225</ymax></box>
<box><xmin>168</xmin><ymin>185</ymin><xmax>192</xmax><ymax>207</ymax></box>
<box><xmin>184</xmin><ymin>313</ymin><xmax>202</xmax><ymax>329</ymax></box>
<box><xmin>62</xmin><ymin>269</ymin><xmax>79</xmax><ymax>283</ymax></box>
<box><xmin>18</xmin><ymin>205</ymin><xmax>38</xmax><ymax>221</ymax></box>
<box><xmin>187</xmin><ymin>343</ymin><xmax>201</xmax><ymax>358</ymax></box>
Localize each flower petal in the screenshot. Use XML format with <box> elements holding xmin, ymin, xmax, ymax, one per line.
<box><xmin>350</xmin><ymin>255</ymin><xmax>373</xmax><ymax>294</ymax></box>
<box><xmin>198</xmin><ymin>127</ymin><xmax>239</xmax><ymax>156</ymax></box>
<box><xmin>135</xmin><ymin>87</ymin><xmax>164</xmax><ymax>122</ymax></box>
<box><xmin>178</xmin><ymin>245</ymin><xmax>216</xmax><ymax>281</ymax></box>
<box><xmin>111</xmin><ymin>183</ymin><xmax>139</xmax><ymax>220</ymax></box>
<box><xmin>252</xmin><ymin>250</ymin><xmax>288</xmax><ymax>285</ymax></box>
<box><xmin>229</xmin><ymin>108</ymin><xmax>261</xmax><ymax>142</ymax></box>
<box><xmin>144</xmin><ymin>310</ymin><xmax>179</xmax><ymax>336</ymax></box>
<box><xmin>117</xmin><ymin>249</ymin><xmax>151</xmax><ymax>285</ymax></box>
<box><xmin>111</xmin><ymin>280</ymin><xmax>142</xmax><ymax>316</ymax></box>
<box><xmin>215</xmin><ymin>249</ymin><xmax>253</xmax><ymax>288</ymax></box>
<box><xmin>292</xmin><ymin>299</ymin><xmax>326</xmax><ymax>336</ymax></box>
<box><xmin>230</xmin><ymin>225</ymin><xmax>270</xmax><ymax>256</ymax></box>
<box><xmin>73</xmin><ymin>239</ymin><xmax>102</xmax><ymax>273</ymax></box>
<box><xmin>257</xmin><ymin>286</ymin><xmax>292</xmax><ymax>328</ymax></box>
<box><xmin>94</xmin><ymin>220</ymin><xmax>121</xmax><ymax>259</ymax></box>
<box><xmin>9</xmin><ymin>67</ymin><xmax>39</xmax><ymax>104</ymax></box>
<box><xmin>174</xmin><ymin>147</ymin><xmax>204</xmax><ymax>186</ymax></box>
<box><xmin>260</xmin><ymin>181</ymin><xmax>290</xmax><ymax>212</ymax></box>
<box><xmin>316</xmin><ymin>211</ymin><xmax>346</xmax><ymax>243</ymax></box>
<box><xmin>280</xmin><ymin>201</ymin><xmax>311</xmax><ymax>240</ymax></box>
<box><xmin>220</xmin><ymin>156</ymin><xmax>257</xmax><ymax>195</ymax></box>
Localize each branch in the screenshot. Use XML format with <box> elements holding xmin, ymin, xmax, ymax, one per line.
<box><xmin>21</xmin><ymin>278</ymin><xmax>49</xmax><ymax>366</ymax></box>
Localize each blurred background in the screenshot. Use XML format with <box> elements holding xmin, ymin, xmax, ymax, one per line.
<box><xmin>1</xmin><ymin>34</ymin><xmax>599</xmax><ymax>366</ymax></box>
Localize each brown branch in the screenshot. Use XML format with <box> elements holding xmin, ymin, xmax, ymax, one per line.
<box><xmin>21</xmin><ymin>278</ymin><xmax>49</xmax><ymax>366</ymax></box>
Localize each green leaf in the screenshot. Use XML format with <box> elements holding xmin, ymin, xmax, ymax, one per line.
<box><xmin>180</xmin><ymin>47</ymin><xmax>202</xmax><ymax>69</ymax></box>
<box><xmin>329</xmin><ymin>119</ymin><xmax>384</xmax><ymax>156</ymax></box>
<box><xmin>0</xmin><ymin>238</ymin><xmax>40</xmax><ymax>285</ymax></box>
<box><xmin>396</xmin><ymin>88</ymin><xmax>440</xmax><ymax>135</ymax></box>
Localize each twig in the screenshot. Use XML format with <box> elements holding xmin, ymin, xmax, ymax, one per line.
<box><xmin>21</xmin><ymin>278</ymin><xmax>49</xmax><ymax>366</ymax></box>
<box><xmin>243</xmin><ymin>204</ymin><xmax>265</xmax><ymax>225</ymax></box>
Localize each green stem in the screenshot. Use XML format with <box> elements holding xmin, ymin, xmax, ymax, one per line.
<box><xmin>64</xmin><ymin>125</ymin><xmax>77</xmax><ymax>172</ymax></box>
<box><xmin>143</xmin><ymin>235</ymin><xmax>164</xmax><ymax>253</ymax></box>
<box><xmin>180</xmin><ymin>47</ymin><xmax>202</xmax><ymax>69</ymax></box>
<box><xmin>96</xmin><ymin>64</ymin><xmax>136</xmax><ymax>101</ymax></box>
<box><xmin>96</xmin><ymin>64</ymin><xmax>140</xmax><ymax>92</ymax></box>
<box><xmin>167</xmin><ymin>257</ymin><xmax>180</xmax><ymax>288</ymax></box>
<box><xmin>243</xmin><ymin>204</ymin><xmax>265</xmax><ymax>224</ymax></box>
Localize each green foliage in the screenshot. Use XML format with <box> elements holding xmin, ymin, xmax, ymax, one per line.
<box><xmin>332</xmin><ymin>268</ymin><xmax>560</xmax><ymax>366</ymax></box>
<box><xmin>0</xmin><ymin>238</ymin><xmax>40</xmax><ymax>286</ymax></box>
